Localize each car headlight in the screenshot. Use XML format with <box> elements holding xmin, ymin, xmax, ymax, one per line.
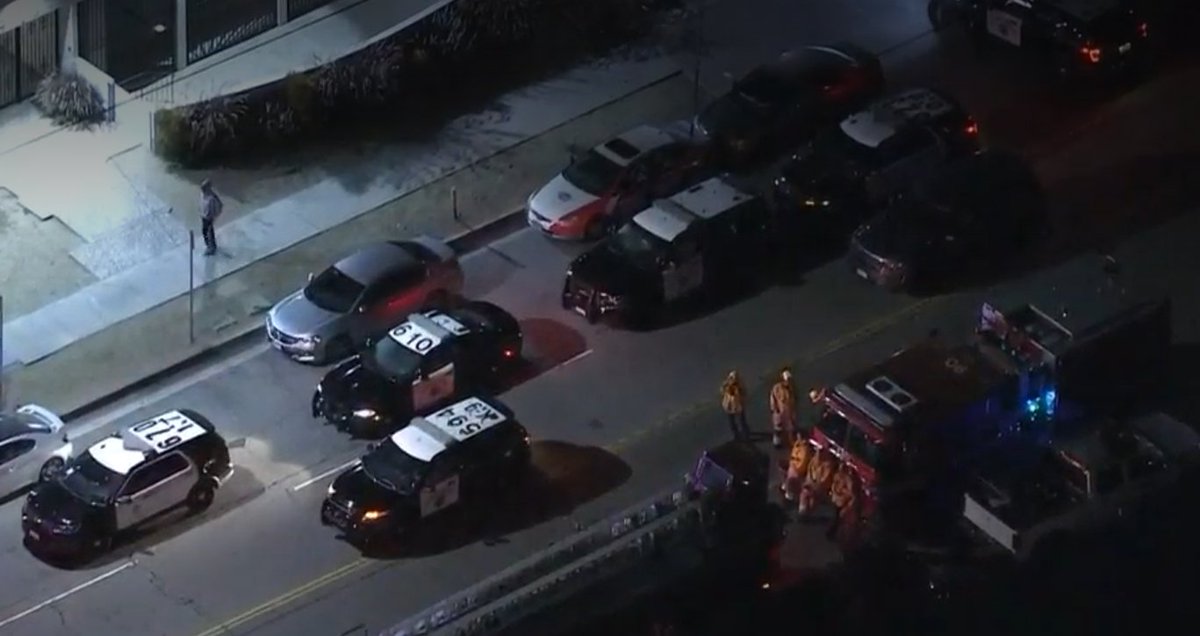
<box><xmin>353</xmin><ymin>409</ymin><xmax>378</xmax><ymax>419</ymax></box>
<box><xmin>361</xmin><ymin>510</ymin><xmax>389</xmax><ymax>521</ymax></box>
<box><xmin>803</xmin><ymin>198</ymin><xmax>831</xmax><ymax>207</ymax></box>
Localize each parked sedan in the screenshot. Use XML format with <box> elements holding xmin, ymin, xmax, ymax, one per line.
<box><xmin>695</xmin><ymin>43</ymin><xmax>884</xmax><ymax>164</ymax></box>
<box><xmin>0</xmin><ymin>405</ymin><xmax>72</xmax><ymax>499</ymax></box>
<box><xmin>847</xmin><ymin>151</ymin><xmax>1047</xmax><ymax>291</ymax></box>
<box><xmin>526</xmin><ymin>122</ymin><xmax>712</xmax><ymax>241</ymax></box>
<box><xmin>266</xmin><ymin>237</ymin><xmax>464</xmax><ymax>364</ymax></box>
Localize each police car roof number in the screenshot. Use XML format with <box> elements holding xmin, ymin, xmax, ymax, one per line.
<box><xmin>389</xmin><ymin>321</ymin><xmax>443</xmax><ymax>354</ymax></box>
<box><xmin>128</xmin><ymin>410</ymin><xmax>204</xmax><ymax>451</ymax></box>
<box><xmin>425</xmin><ymin>398</ymin><xmax>506</xmax><ymax>440</ymax></box>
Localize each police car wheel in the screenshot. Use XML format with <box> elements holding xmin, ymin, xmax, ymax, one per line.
<box><xmin>38</xmin><ymin>457</ymin><xmax>65</xmax><ymax>482</ymax></box>
<box><xmin>186</xmin><ymin>482</ymin><xmax>216</xmax><ymax>513</ymax></box>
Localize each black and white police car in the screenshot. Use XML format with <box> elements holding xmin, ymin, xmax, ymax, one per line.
<box><xmin>771</xmin><ymin>87</ymin><xmax>979</xmax><ymax>241</ymax></box>
<box><xmin>22</xmin><ymin>410</ymin><xmax>233</xmax><ymax>559</ymax></box>
<box><xmin>929</xmin><ymin>0</ymin><xmax>1151</xmax><ymax>79</ymax></box>
<box><xmin>322</xmin><ymin>395</ymin><xmax>530</xmax><ymax>545</ymax></box>
<box><xmin>313</xmin><ymin>302</ymin><xmax>523</xmax><ymax>437</ymax></box>
<box><xmin>562</xmin><ymin>176</ymin><xmax>771</xmax><ymax>324</ymax></box>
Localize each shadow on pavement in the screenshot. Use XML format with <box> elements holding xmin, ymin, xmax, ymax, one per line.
<box><xmin>363</xmin><ymin>441</ymin><xmax>631</xmax><ymax>559</ymax></box>
<box><xmin>503</xmin><ymin>318</ymin><xmax>590</xmax><ymax>387</ymax></box>
<box><xmin>29</xmin><ymin>468</ymin><xmax>267</xmax><ymax>571</ymax></box>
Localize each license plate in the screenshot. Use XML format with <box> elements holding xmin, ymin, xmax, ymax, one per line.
<box><xmin>856</xmin><ymin>268</ymin><xmax>869</xmax><ymax>280</ymax></box>
<box><xmin>1119</xmin><ymin>42</ymin><xmax>1131</xmax><ymax>54</ymax></box>
<box><xmin>27</xmin><ymin>529</ymin><xmax>39</xmax><ymax>540</ymax></box>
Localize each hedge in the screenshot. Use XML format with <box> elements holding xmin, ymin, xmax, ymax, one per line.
<box><xmin>154</xmin><ymin>0</ymin><xmax>674</xmax><ymax>167</ymax></box>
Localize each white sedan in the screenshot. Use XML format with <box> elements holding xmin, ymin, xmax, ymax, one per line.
<box><xmin>0</xmin><ymin>404</ymin><xmax>72</xmax><ymax>499</ymax></box>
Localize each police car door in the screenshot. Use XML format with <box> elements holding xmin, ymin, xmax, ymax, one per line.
<box><xmin>985</xmin><ymin>0</ymin><xmax>1028</xmax><ymax>47</ymax></box>
<box><xmin>115</xmin><ymin>453</ymin><xmax>195</xmax><ymax>530</ymax></box>
<box><xmin>418</xmin><ymin>458</ymin><xmax>461</xmax><ymax>519</ymax></box>
<box><xmin>0</xmin><ymin>437</ymin><xmax>37</xmax><ymax>494</ymax></box>
<box><xmin>412</xmin><ymin>344</ymin><xmax>456</xmax><ymax>413</ymax></box>
<box><xmin>662</xmin><ymin>230</ymin><xmax>704</xmax><ymax>302</ymax></box>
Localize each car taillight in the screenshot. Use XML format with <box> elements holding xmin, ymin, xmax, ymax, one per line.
<box><xmin>964</xmin><ymin>118</ymin><xmax>979</xmax><ymax>136</ymax></box>
<box><xmin>1080</xmin><ymin>45</ymin><xmax>1102</xmax><ymax>64</ymax></box>
<box><xmin>502</xmin><ymin>348</ymin><xmax>516</xmax><ymax>358</ymax></box>
<box><xmin>1137</xmin><ymin>22</ymin><xmax>1148</xmax><ymax>38</ymax></box>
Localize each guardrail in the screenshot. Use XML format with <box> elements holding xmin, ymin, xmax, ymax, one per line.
<box><xmin>380</xmin><ymin>485</ymin><xmax>701</xmax><ymax>636</ymax></box>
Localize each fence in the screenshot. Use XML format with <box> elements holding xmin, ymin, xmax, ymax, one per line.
<box><xmin>0</xmin><ymin>11</ymin><xmax>60</xmax><ymax>109</ymax></box>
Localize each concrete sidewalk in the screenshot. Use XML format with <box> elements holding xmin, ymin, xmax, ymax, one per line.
<box><xmin>0</xmin><ymin>53</ymin><xmax>680</xmax><ymax>370</ymax></box>
<box><xmin>0</xmin><ymin>71</ymin><xmax>700</xmax><ymax>417</ymax></box>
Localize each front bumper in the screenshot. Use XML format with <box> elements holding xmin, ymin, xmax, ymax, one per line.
<box><xmin>561</xmin><ymin>278</ymin><xmax>626</xmax><ymax>321</ymax></box>
<box><xmin>320</xmin><ymin>500</ymin><xmax>399</xmax><ymax>542</ymax></box>
<box><xmin>265</xmin><ymin>318</ymin><xmax>322</xmax><ymax>361</ymax></box>
<box><xmin>21</xmin><ymin>519</ymin><xmax>96</xmax><ymax>556</ymax></box>
<box><xmin>847</xmin><ymin>248</ymin><xmax>906</xmax><ymax>290</ymax></box>
<box><xmin>312</xmin><ymin>390</ymin><xmax>389</xmax><ymax>435</ymax></box>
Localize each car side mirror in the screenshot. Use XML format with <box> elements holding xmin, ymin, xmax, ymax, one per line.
<box><xmin>116</xmin><ymin>495</ymin><xmax>132</xmax><ymax>504</ymax></box>
<box><xmin>307</xmin><ymin>272</ymin><xmax>315</xmax><ymax>283</ymax></box>
<box><xmin>61</xmin><ymin>433</ymin><xmax>69</xmax><ymax>444</ymax></box>
<box><xmin>367</xmin><ymin>442</ymin><xmax>380</xmax><ymax>452</ymax></box>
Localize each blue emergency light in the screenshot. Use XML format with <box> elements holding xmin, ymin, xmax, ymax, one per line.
<box><xmin>1025</xmin><ymin>388</ymin><xmax>1058</xmax><ymax>417</ymax></box>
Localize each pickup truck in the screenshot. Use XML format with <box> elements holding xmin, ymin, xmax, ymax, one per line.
<box><xmin>962</xmin><ymin>412</ymin><xmax>1200</xmax><ymax>561</ymax></box>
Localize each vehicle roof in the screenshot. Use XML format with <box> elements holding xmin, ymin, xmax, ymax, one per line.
<box><xmin>1047</xmin><ymin>0</ymin><xmax>1122</xmax><ymax>22</ymax></box>
<box><xmin>390</xmin><ymin>395</ymin><xmax>515</xmax><ymax>462</ymax></box>
<box><xmin>835</xmin><ymin>340</ymin><xmax>1008</xmax><ymax>428</ymax></box>
<box><xmin>839</xmin><ymin>87</ymin><xmax>959</xmax><ymax>149</ymax></box>
<box><xmin>771</xmin><ymin>45</ymin><xmax>857</xmax><ymax>77</ymax></box>
<box><xmin>89</xmin><ymin>410</ymin><xmax>214</xmax><ymax>475</ymax></box>
<box><xmin>0</xmin><ymin>418</ymin><xmax>49</xmax><ymax>441</ymax></box>
<box><xmin>593</xmin><ymin>125</ymin><xmax>680</xmax><ymax>167</ymax></box>
<box><xmin>386</xmin><ymin>309</ymin><xmax>474</xmax><ymax>352</ymax></box>
<box><xmin>335</xmin><ymin>242</ymin><xmax>420</xmax><ymax>285</ymax></box>
<box><xmin>632</xmin><ymin>177</ymin><xmax>755</xmax><ymax>241</ymax></box>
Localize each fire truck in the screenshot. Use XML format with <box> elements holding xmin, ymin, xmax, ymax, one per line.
<box><xmin>809</xmin><ymin>295</ymin><xmax>1171</xmax><ymax>522</ymax></box>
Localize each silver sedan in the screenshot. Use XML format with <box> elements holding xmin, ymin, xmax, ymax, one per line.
<box><xmin>0</xmin><ymin>404</ymin><xmax>73</xmax><ymax>500</ymax></box>
<box><xmin>266</xmin><ymin>236</ymin><xmax>464</xmax><ymax>364</ymax></box>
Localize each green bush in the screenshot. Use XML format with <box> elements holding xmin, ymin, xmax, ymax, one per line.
<box><xmin>153</xmin><ymin>0</ymin><xmax>667</xmax><ymax>166</ymax></box>
<box><xmin>33</xmin><ymin>72</ymin><xmax>104</xmax><ymax>127</ymax></box>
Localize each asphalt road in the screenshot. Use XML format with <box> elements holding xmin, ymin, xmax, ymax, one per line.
<box><xmin>2</xmin><ymin>2</ymin><xmax>1199</xmax><ymax>635</ymax></box>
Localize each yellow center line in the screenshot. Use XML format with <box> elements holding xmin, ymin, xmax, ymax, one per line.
<box><xmin>192</xmin><ymin>558</ymin><xmax>371</xmax><ymax>636</ymax></box>
<box><xmin>194</xmin><ymin>297</ymin><xmax>948</xmax><ymax>636</ymax></box>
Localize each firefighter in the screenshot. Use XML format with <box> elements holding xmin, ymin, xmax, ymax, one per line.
<box><xmin>828</xmin><ymin>463</ymin><xmax>861</xmax><ymax>544</ymax></box>
<box><xmin>768</xmin><ymin>368</ymin><xmax>797</xmax><ymax>449</ymax></box>
<box><xmin>782</xmin><ymin>430</ymin><xmax>812</xmax><ymax>509</ymax></box>
<box><xmin>721</xmin><ymin>371</ymin><xmax>750</xmax><ymax>440</ymax></box>
<box><xmin>798</xmin><ymin>447</ymin><xmax>835</xmax><ymax>516</ymax></box>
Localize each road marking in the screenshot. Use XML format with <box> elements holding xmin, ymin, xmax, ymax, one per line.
<box><xmin>554</xmin><ymin>349</ymin><xmax>593</xmax><ymax>371</ymax></box>
<box><xmin>192</xmin><ymin>558</ymin><xmax>371</xmax><ymax>636</ymax></box>
<box><xmin>291</xmin><ymin>459</ymin><xmax>361</xmax><ymax>492</ymax></box>
<box><xmin>0</xmin><ymin>561</ymin><xmax>135</xmax><ymax>630</ymax></box>
<box><xmin>67</xmin><ymin>343</ymin><xmax>271</xmax><ymax>438</ymax></box>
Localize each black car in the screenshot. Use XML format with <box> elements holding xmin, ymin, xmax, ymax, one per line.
<box><xmin>847</xmin><ymin>151</ymin><xmax>1047</xmax><ymax>291</ymax></box>
<box><xmin>22</xmin><ymin>410</ymin><xmax>233</xmax><ymax>561</ymax></box>
<box><xmin>313</xmin><ymin>302</ymin><xmax>522</xmax><ymax>438</ymax></box>
<box><xmin>562</xmin><ymin>177</ymin><xmax>770</xmax><ymax>324</ymax></box>
<box><xmin>321</xmin><ymin>395</ymin><xmax>530</xmax><ymax>545</ymax></box>
<box><xmin>771</xmin><ymin>87</ymin><xmax>980</xmax><ymax>244</ymax></box>
<box><xmin>696</xmin><ymin>43</ymin><xmax>884</xmax><ymax>164</ymax></box>
<box><xmin>929</xmin><ymin>0</ymin><xmax>1151</xmax><ymax>79</ymax></box>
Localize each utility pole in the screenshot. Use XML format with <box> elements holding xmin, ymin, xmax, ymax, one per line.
<box><xmin>688</xmin><ymin>2</ymin><xmax>706</xmax><ymax>141</ymax></box>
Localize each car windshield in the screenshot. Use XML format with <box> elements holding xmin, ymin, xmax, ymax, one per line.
<box><xmin>610</xmin><ymin>222</ymin><xmax>667</xmax><ymax>270</ymax></box>
<box><xmin>59</xmin><ymin>452</ymin><xmax>123</xmax><ymax>504</ymax></box>
<box><xmin>303</xmin><ymin>266</ymin><xmax>365</xmax><ymax>314</ymax></box>
<box><xmin>561</xmin><ymin>150</ymin><xmax>624</xmax><ymax>196</ymax></box>
<box><xmin>369</xmin><ymin>336</ymin><xmax>422</xmax><ymax>380</ymax></box>
<box><xmin>360</xmin><ymin>442</ymin><xmax>427</xmax><ymax>496</ymax></box>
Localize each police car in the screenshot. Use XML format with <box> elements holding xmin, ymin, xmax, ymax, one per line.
<box><xmin>322</xmin><ymin>395</ymin><xmax>530</xmax><ymax>545</ymax></box>
<box><xmin>313</xmin><ymin>302</ymin><xmax>522</xmax><ymax>437</ymax></box>
<box><xmin>771</xmin><ymin>88</ymin><xmax>979</xmax><ymax>242</ymax></box>
<box><xmin>526</xmin><ymin>122</ymin><xmax>712</xmax><ymax>241</ymax></box>
<box><xmin>22</xmin><ymin>410</ymin><xmax>233</xmax><ymax>559</ymax></box>
<box><xmin>929</xmin><ymin>0</ymin><xmax>1151</xmax><ymax>78</ymax></box>
<box><xmin>562</xmin><ymin>176</ymin><xmax>771</xmax><ymax>324</ymax></box>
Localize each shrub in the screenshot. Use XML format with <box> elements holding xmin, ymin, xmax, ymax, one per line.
<box><xmin>153</xmin><ymin>0</ymin><xmax>667</xmax><ymax>166</ymax></box>
<box><xmin>33</xmin><ymin>72</ymin><xmax>104</xmax><ymax>127</ymax></box>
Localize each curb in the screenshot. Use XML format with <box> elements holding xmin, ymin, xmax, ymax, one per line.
<box><xmin>62</xmin><ymin>207</ymin><xmax>528</xmax><ymax>423</ymax></box>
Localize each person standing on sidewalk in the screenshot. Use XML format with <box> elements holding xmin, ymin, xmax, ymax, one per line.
<box><xmin>720</xmin><ymin>371</ymin><xmax>750</xmax><ymax>441</ymax></box>
<box><xmin>200</xmin><ymin>179</ymin><xmax>224</xmax><ymax>256</ymax></box>
<box><xmin>768</xmin><ymin>368</ymin><xmax>797</xmax><ymax>449</ymax></box>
